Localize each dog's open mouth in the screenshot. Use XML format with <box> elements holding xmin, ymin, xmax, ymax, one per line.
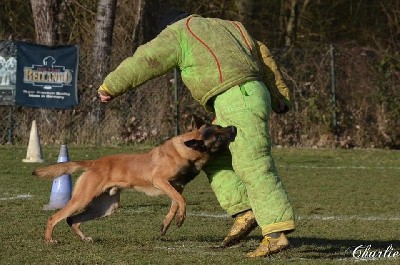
<box><xmin>209</xmin><ymin>125</ymin><xmax>237</xmax><ymax>153</ymax></box>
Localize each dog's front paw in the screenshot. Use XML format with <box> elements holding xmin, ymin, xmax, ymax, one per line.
<box><xmin>160</xmin><ymin>223</ymin><xmax>170</xmax><ymax>236</ymax></box>
<box><xmin>82</xmin><ymin>236</ymin><xmax>93</xmax><ymax>243</ymax></box>
<box><xmin>176</xmin><ymin>212</ymin><xmax>186</xmax><ymax>228</ymax></box>
<box><xmin>45</xmin><ymin>238</ymin><xmax>59</xmax><ymax>244</ymax></box>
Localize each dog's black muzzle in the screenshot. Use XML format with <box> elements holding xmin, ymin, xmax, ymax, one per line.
<box><xmin>227</xmin><ymin>126</ymin><xmax>237</xmax><ymax>141</ymax></box>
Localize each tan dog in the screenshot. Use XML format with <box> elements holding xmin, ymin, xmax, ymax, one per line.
<box><xmin>34</xmin><ymin>121</ymin><xmax>236</xmax><ymax>243</ymax></box>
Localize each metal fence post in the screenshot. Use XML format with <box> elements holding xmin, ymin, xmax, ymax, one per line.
<box><xmin>330</xmin><ymin>44</ymin><xmax>339</xmax><ymax>139</ymax></box>
<box><xmin>7</xmin><ymin>106</ymin><xmax>14</xmax><ymax>144</ymax></box>
<box><xmin>96</xmin><ymin>102</ymin><xmax>105</xmax><ymax>146</ymax></box>
<box><xmin>173</xmin><ymin>68</ymin><xmax>180</xmax><ymax>136</ymax></box>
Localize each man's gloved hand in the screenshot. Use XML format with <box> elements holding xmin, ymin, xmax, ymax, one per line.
<box><xmin>98</xmin><ymin>85</ymin><xmax>113</xmax><ymax>103</ymax></box>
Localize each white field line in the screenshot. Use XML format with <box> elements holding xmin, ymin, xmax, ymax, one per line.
<box><xmin>280</xmin><ymin>165</ymin><xmax>400</xmax><ymax>170</ymax></box>
<box><xmin>189</xmin><ymin>213</ymin><xmax>400</xmax><ymax>222</ymax></box>
<box><xmin>154</xmin><ymin>245</ymin><xmax>358</xmax><ymax>262</ymax></box>
<box><xmin>157</xmin><ymin>246</ymin><xmax>352</xmax><ymax>260</ymax></box>
<box><xmin>125</xmin><ymin>208</ymin><xmax>400</xmax><ymax>222</ymax></box>
<box><xmin>4</xmin><ymin>194</ymin><xmax>397</xmax><ymax>222</ymax></box>
<box><xmin>156</xmin><ymin>245</ymin><xmax>393</xmax><ymax>263</ymax></box>
<box><xmin>0</xmin><ymin>194</ymin><xmax>33</xmax><ymax>201</ymax></box>
<box><xmin>296</xmin><ymin>215</ymin><xmax>400</xmax><ymax>221</ymax></box>
<box><xmin>154</xmin><ymin>245</ymin><xmax>355</xmax><ymax>262</ymax></box>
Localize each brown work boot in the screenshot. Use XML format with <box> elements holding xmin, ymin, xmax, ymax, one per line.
<box><xmin>246</xmin><ymin>232</ymin><xmax>289</xmax><ymax>258</ymax></box>
<box><xmin>220</xmin><ymin>210</ymin><xmax>257</xmax><ymax>248</ymax></box>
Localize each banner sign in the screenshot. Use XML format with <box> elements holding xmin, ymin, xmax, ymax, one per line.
<box><xmin>15</xmin><ymin>42</ymin><xmax>79</xmax><ymax>109</ymax></box>
<box><xmin>0</xmin><ymin>41</ymin><xmax>17</xmax><ymax>106</ymax></box>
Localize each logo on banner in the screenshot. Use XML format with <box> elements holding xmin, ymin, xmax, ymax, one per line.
<box><xmin>23</xmin><ymin>56</ymin><xmax>73</xmax><ymax>90</ymax></box>
<box><xmin>15</xmin><ymin>41</ymin><xmax>79</xmax><ymax>109</ymax></box>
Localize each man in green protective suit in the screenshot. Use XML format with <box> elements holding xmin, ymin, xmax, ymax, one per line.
<box><xmin>98</xmin><ymin>9</ymin><xmax>295</xmax><ymax>257</ymax></box>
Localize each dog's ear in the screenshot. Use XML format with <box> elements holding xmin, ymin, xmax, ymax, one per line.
<box><xmin>184</xmin><ymin>139</ymin><xmax>207</xmax><ymax>152</ymax></box>
<box><xmin>191</xmin><ymin>115</ymin><xmax>206</xmax><ymax>129</ymax></box>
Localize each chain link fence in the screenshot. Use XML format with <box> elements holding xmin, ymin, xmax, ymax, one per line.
<box><xmin>1</xmin><ymin>41</ymin><xmax>399</xmax><ymax>148</ymax></box>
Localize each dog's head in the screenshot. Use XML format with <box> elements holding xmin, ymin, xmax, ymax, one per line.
<box><xmin>184</xmin><ymin>117</ymin><xmax>237</xmax><ymax>154</ymax></box>
<box><xmin>6</xmin><ymin>57</ymin><xmax>17</xmax><ymax>70</ymax></box>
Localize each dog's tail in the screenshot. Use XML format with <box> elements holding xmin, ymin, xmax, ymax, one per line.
<box><xmin>33</xmin><ymin>161</ymin><xmax>93</xmax><ymax>179</ymax></box>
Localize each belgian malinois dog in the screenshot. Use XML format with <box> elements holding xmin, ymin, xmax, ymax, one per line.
<box><xmin>33</xmin><ymin>120</ymin><xmax>237</xmax><ymax>243</ymax></box>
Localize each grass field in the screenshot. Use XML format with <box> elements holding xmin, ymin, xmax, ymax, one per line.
<box><xmin>1</xmin><ymin>145</ymin><xmax>399</xmax><ymax>264</ymax></box>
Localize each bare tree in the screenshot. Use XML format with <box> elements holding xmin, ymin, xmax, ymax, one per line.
<box><xmin>282</xmin><ymin>0</ymin><xmax>310</xmax><ymax>47</ymax></box>
<box><xmin>30</xmin><ymin>0</ymin><xmax>70</xmax><ymax>45</ymax></box>
<box><xmin>235</xmin><ymin>0</ymin><xmax>255</xmax><ymax>24</ymax></box>
<box><xmin>131</xmin><ymin>0</ymin><xmax>146</xmax><ymax>52</ymax></box>
<box><xmin>91</xmin><ymin>0</ymin><xmax>159</xmax><ymax>86</ymax></box>
<box><xmin>134</xmin><ymin>0</ymin><xmax>166</xmax><ymax>49</ymax></box>
<box><xmin>91</xmin><ymin>0</ymin><xmax>117</xmax><ymax>88</ymax></box>
<box><xmin>234</xmin><ymin>0</ymin><xmax>261</xmax><ymax>38</ymax></box>
<box><xmin>31</xmin><ymin>0</ymin><xmax>56</xmax><ymax>45</ymax></box>
<box><xmin>30</xmin><ymin>0</ymin><xmax>71</xmax><ymax>127</ymax></box>
<box><xmin>379</xmin><ymin>0</ymin><xmax>400</xmax><ymax>51</ymax></box>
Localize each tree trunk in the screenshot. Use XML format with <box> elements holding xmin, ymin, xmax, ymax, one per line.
<box><xmin>234</xmin><ymin>0</ymin><xmax>256</xmax><ymax>36</ymax></box>
<box><xmin>131</xmin><ymin>0</ymin><xmax>185</xmax><ymax>52</ymax></box>
<box><xmin>30</xmin><ymin>0</ymin><xmax>71</xmax><ymax>127</ymax></box>
<box><xmin>283</xmin><ymin>0</ymin><xmax>310</xmax><ymax>48</ymax></box>
<box><xmin>30</xmin><ymin>0</ymin><xmax>57</xmax><ymax>45</ymax></box>
<box><xmin>30</xmin><ymin>0</ymin><xmax>70</xmax><ymax>45</ymax></box>
<box><xmin>235</xmin><ymin>0</ymin><xmax>255</xmax><ymax>24</ymax></box>
<box><xmin>91</xmin><ymin>0</ymin><xmax>117</xmax><ymax>88</ymax></box>
<box><xmin>131</xmin><ymin>0</ymin><xmax>146</xmax><ymax>52</ymax></box>
<box><xmin>284</xmin><ymin>0</ymin><xmax>297</xmax><ymax>47</ymax></box>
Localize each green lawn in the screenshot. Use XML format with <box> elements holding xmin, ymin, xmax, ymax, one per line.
<box><xmin>1</xmin><ymin>146</ymin><xmax>399</xmax><ymax>264</ymax></box>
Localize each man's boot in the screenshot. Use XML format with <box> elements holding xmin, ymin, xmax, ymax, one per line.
<box><xmin>246</xmin><ymin>232</ymin><xmax>289</xmax><ymax>257</ymax></box>
<box><xmin>220</xmin><ymin>210</ymin><xmax>257</xmax><ymax>248</ymax></box>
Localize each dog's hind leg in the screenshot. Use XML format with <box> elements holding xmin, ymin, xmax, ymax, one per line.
<box><xmin>45</xmin><ymin>172</ymin><xmax>104</xmax><ymax>243</ymax></box>
<box><xmin>66</xmin><ymin>188</ymin><xmax>121</xmax><ymax>242</ymax></box>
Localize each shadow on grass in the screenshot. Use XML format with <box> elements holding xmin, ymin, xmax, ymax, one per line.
<box><xmin>160</xmin><ymin>234</ymin><xmax>398</xmax><ymax>260</ymax></box>
<box><xmin>283</xmin><ymin>237</ymin><xmax>400</xmax><ymax>259</ymax></box>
